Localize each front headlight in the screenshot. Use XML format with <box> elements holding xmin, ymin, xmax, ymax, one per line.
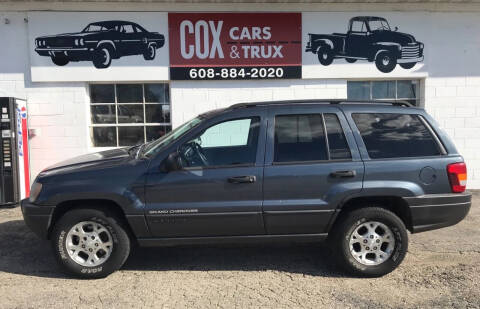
<box><xmin>74</xmin><ymin>39</ymin><xmax>79</xmax><ymax>46</ymax></box>
<box><xmin>29</xmin><ymin>182</ymin><xmax>43</xmax><ymax>203</ymax></box>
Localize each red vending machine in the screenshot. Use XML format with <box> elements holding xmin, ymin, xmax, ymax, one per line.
<box><xmin>0</xmin><ymin>97</ymin><xmax>30</xmax><ymax>207</ymax></box>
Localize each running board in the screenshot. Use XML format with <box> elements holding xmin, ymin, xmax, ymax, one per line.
<box><xmin>137</xmin><ymin>233</ymin><xmax>328</xmax><ymax>247</ymax></box>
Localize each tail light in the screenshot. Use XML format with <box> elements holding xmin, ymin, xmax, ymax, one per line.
<box><xmin>447</xmin><ymin>162</ymin><xmax>467</xmax><ymax>193</ymax></box>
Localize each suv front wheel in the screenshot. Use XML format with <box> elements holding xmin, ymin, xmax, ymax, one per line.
<box><xmin>331</xmin><ymin>207</ymin><xmax>408</xmax><ymax>277</ymax></box>
<box><xmin>51</xmin><ymin>208</ymin><xmax>131</xmax><ymax>279</ymax></box>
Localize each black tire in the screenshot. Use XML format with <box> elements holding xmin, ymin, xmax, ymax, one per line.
<box><xmin>317</xmin><ymin>46</ymin><xmax>334</xmax><ymax>66</ymax></box>
<box><xmin>92</xmin><ymin>46</ymin><xmax>112</xmax><ymax>69</ymax></box>
<box><xmin>51</xmin><ymin>208</ymin><xmax>131</xmax><ymax>279</ymax></box>
<box><xmin>400</xmin><ymin>62</ymin><xmax>416</xmax><ymax>69</ymax></box>
<box><xmin>51</xmin><ymin>55</ymin><xmax>69</xmax><ymax>66</ymax></box>
<box><xmin>330</xmin><ymin>207</ymin><xmax>408</xmax><ymax>277</ymax></box>
<box><xmin>143</xmin><ymin>44</ymin><xmax>156</xmax><ymax>60</ymax></box>
<box><xmin>345</xmin><ymin>58</ymin><xmax>357</xmax><ymax>63</ymax></box>
<box><xmin>375</xmin><ymin>50</ymin><xmax>397</xmax><ymax>73</ymax></box>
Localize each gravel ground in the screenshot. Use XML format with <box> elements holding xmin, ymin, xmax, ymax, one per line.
<box><xmin>0</xmin><ymin>192</ymin><xmax>479</xmax><ymax>308</ymax></box>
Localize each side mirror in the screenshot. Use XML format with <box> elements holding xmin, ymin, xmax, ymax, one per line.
<box><xmin>160</xmin><ymin>151</ymin><xmax>183</xmax><ymax>173</ymax></box>
<box><xmin>394</xmin><ymin>26</ymin><xmax>398</xmax><ymax>31</ymax></box>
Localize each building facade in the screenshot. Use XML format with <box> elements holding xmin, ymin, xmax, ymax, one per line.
<box><xmin>0</xmin><ymin>1</ymin><xmax>479</xmax><ymax>188</ymax></box>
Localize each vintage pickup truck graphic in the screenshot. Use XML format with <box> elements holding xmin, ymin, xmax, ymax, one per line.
<box><xmin>305</xmin><ymin>16</ymin><xmax>424</xmax><ymax>73</ymax></box>
<box><xmin>34</xmin><ymin>20</ymin><xmax>165</xmax><ymax>69</ymax></box>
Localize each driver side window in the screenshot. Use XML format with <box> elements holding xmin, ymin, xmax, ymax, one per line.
<box><xmin>351</xmin><ymin>21</ymin><xmax>366</xmax><ymax>32</ymax></box>
<box><xmin>179</xmin><ymin>117</ymin><xmax>261</xmax><ymax>168</ymax></box>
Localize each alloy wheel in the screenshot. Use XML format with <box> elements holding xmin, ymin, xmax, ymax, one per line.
<box><xmin>349</xmin><ymin>221</ymin><xmax>395</xmax><ymax>266</ymax></box>
<box><xmin>65</xmin><ymin>221</ymin><xmax>113</xmax><ymax>267</ymax></box>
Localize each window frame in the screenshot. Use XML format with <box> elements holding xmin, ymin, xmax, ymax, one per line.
<box><xmin>179</xmin><ymin>116</ymin><xmax>262</xmax><ymax>171</ymax></box>
<box><xmin>88</xmin><ymin>82</ymin><xmax>171</xmax><ymax>149</ymax></box>
<box><xmin>347</xmin><ymin>79</ymin><xmax>421</xmax><ymax>107</ymax></box>
<box><xmin>351</xmin><ymin>112</ymin><xmax>447</xmax><ymax>160</ymax></box>
<box><xmin>272</xmin><ymin>112</ymin><xmax>353</xmax><ymax>166</ymax></box>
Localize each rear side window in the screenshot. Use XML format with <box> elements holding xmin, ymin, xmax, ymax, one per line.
<box><xmin>274</xmin><ymin>114</ymin><xmax>327</xmax><ymax>162</ymax></box>
<box><xmin>324</xmin><ymin>114</ymin><xmax>351</xmax><ymax>160</ymax></box>
<box><xmin>352</xmin><ymin>113</ymin><xmax>441</xmax><ymax>159</ymax></box>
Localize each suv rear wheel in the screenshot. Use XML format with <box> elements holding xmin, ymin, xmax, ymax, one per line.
<box><xmin>330</xmin><ymin>207</ymin><xmax>408</xmax><ymax>277</ymax></box>
<box><xmin>51</xmin><ymin>208</ymin><xmax>131</xmax><ymax>279</ymax></box>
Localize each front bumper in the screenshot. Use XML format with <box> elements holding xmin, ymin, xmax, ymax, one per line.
<box><xmin>405</xmin><ymin>192</ymin><xmax>471</xmax><ymax>233</ymax></box>
<box><xmin>398</xmin><ymin>56</ymin><xmax>424</xmax><ymax>63</ymax></box>
<box><xmin>21</xmin><ymin>199</ymin><xmax>55</xmax><ymax>239</ymax></box>
<box><xmin>35</xmin><ymin>47</ymin><xmax>91</xmax><ymax>58</ymax></box>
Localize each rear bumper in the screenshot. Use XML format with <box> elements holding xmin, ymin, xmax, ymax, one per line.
<box><xmin>405</xmin><ymin>192</ymin><xmax>471</xmax><ymax>233</ymax></box>
<box><xmin>21</xmin><ymin>199</ymin><xmax>55</xmax><ymax>239</ymax></box>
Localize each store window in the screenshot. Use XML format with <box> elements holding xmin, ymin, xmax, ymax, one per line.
<box><xmin>347</xmin><ymin>80</ymin><xmax>420</xmax><ymax>106</ymax></box>
<box><xmin>89</xmin><ymin>83</ymin><xmax>171</xmax><ymax>147</ymax></box>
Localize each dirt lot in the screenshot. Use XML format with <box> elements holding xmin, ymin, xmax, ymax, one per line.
<box><xmin>0</xmin><ymin>192</ymin><xmax>479</xmax><ymax>309</ymax></box>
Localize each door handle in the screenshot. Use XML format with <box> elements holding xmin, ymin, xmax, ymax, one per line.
<box><xmin>330</xmin><ymin>170</ymin><xmax>356</xmax><ymax>178</ymax></box>
<box><xmin>228</xmin><ymin>176</ymin><xmax>256</xmax><ymax>184</ymax></box>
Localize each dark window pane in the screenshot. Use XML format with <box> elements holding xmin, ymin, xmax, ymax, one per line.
<box><xmin>347</xmin><ymin>81</ymin><xmax>370</xmax><ymax>100</ymax></box>
<box><xmin>118</xmin><ymin>126</ymin><xmax>145</xmax><ymax>146</ymax></box>
<box><xmin>397</xmin><ymin>80</ymin><xmax>417</xmax><ymax>99</ymax></box>
<box><xmin>91</xmin><ymin>105</ymin><xmax>116</xmax><ymax>124</ymax></box>
<box><xmin>90</xmin><ymin>84</ymin><xmax>115</xmax><ymax>103</ymax></box>
<box><xmin>352</xmin><ymin>113</ymin><xmax>440</xmax><ymax>159</ymax></box>
<box><xmin>274</xmin><ymin>114</ymin><xmax>327</xmax><ymax>162</ymax></box>
<box><xmin>117</xmin><ymin>105</ymin><xmax>144</xmax><ymax>123</ymax></box>
<box><xmin>145</xmin><ymin>104</ymin><xmax>170</xmax><ymax>123</ymax></box>
<box><xmin>180</xmin><ymin>117</ymin><xmax>260</xmax><ymax>168</ymax></box>
<box><xmin>92</xmin><ymin>127</ymin><xmax>116</xmax><ymax>147</ymax></box>
<box><xmin>145</xmin><ymin>84</ymin><xmax>170</xmax><ymax>103</ymax></box>
<box><xmin>372</xmin><ymin>81</ymin><xmax>396</xmax><ymax>99</ymax></box>
<box><xmin>146</xmin><ymin>125</ymin><xmax>171</xmax><ymax>142</ymax></box>
<box><xmin>116</xmin><ymin>84</ymin><xmax>143</xmax><ymax>103</ymax></box>
<box><xmin>324</xmin><ymin>114</ymin><xmax>351</xmax><ymax>160</ymax></box>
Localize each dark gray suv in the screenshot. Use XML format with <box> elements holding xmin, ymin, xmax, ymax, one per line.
<box><xmin>21</xmin><ymin>100</ymin><xmax>471</xmax><ymax>278</ymax></box>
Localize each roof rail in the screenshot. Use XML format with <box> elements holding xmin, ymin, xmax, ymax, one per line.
<box><xmin>230</xmin><ymin>99</ymin><xmax>413</xmax><ymax>109</ymax></box>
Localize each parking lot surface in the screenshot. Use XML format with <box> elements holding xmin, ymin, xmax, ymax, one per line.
<box><xmin>0</xmin><ymin>192</ymin><xmax>479</xmax><ymax>308</ymax></box>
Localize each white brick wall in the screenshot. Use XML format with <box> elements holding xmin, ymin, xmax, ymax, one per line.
<box><xmin>170</xmin><ymin>79</ymin><xmax>347</xmax><ymax>127</ymax></box>
<box><xmin>0</xmin><ymin>13</ymin><xmax>88</xmax><ymax>179</ymax></box>
<box><xmin>424</xmin><ymin>77</ymin><xmax>480</xmax><ymax>189</ymax></box>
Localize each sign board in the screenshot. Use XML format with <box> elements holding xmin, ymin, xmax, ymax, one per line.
<box><xmin>28</xmin><ymin>12</ymin><xmax>169</xmax><ymax>82</ymax></box>
<box><xmin>302</xmin><ymin>13</ymin><xmax>427</xmax><ymax>78</ymax></box>
<box><xmin>27</xmin><ymin>12</ymin><xmax>429</xmax><ymax>82</ymax></box>
<box><xmin>168</xmin><ymin>13</ymin><xmax>302</xmax><ymax>80</ymax></box>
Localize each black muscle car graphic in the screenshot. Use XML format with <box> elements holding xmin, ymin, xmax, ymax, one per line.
<box><xmin>305</xmin><ymin>16</ymin><xmax>424</xmax><ymax>73</ymax></box>
<box><xmin>35</xmin><ymin>20</ymin><xmax>165</xmax><ymax>69</ymax></box>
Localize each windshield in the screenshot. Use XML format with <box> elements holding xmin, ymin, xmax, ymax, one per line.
<box><xmin>82</xmin><ymin>24</ymin><xmax>115</xmax><ymax>33</ymax></box>
<box><xmin>368</xmin><ymin>20</ymin><xmax>390</xmax><ymax>31</ymax></box>
<box><xmin>143</xmin><ymin>116</ymin><xmax>204</xmax><ymax>157</ymax></box>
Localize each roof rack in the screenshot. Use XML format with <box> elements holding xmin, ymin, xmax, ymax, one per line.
<box><xmin>230</xmin><ymin>99</ymin><xmax>413</xmax><ymax>109</ymax></box>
